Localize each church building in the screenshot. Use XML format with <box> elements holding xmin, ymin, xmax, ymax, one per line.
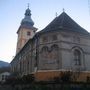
<box><xmin>11</xmin><ymin>7</ymin><xmax>90</xmax><ymax>82</ymax></box>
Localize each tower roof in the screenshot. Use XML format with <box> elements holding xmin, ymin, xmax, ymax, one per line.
<box><xmin>17</xmin><ymin>7</ymin><xmax>36</xmax><ymax>33</ymax></box>
<box><xmin>21</xmin><ymin>7</ymin><xmax>34</xmax><ymax>27</ymax></box>
<box><xmin>40</xmin><ymin>12</ymin><xmax>89</xmax><ymax>35</ymax></box>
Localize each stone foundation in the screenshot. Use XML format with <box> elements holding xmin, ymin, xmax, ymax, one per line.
<box><xmin>34</xmin><ymin>70</ymin><xmax>90</xmax><ymax>82</ymax></box>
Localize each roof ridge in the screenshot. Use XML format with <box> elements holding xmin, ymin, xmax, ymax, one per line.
<box><xmin>40</xmin><ymin>12</ymin><xmax>89</xmax><ymax>35</ymax></box>
<box><xmin>60</xmin><ymin>12</ymin><xmax>65</xmax><ymax>28</ymax></box>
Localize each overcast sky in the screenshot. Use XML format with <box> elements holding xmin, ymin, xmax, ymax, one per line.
<box><xmin>0</xmin><ymin>0</ymin><xmax>90</xmax><ymax>63</ymax></box>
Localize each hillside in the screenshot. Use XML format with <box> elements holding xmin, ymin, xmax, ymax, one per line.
<box><xmin>0</xmin><ymin>60</ymin><xmax>10</xmax><ymax>68</ymax></box>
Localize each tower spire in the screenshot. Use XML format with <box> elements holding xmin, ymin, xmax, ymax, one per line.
<box><xmin>16</xmin><ymin>4</ymin><xmax>37</xmax><ymax>54</ymax></box>
<box><xmin>21</xmin><ymin>4</ymin><xmax>34</xmax><ymax>26</ymax></box>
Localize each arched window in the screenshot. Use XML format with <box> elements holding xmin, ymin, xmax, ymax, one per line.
<box><xmin>52</xmin><ymin>35</ymin><xmax>57</xmax><ymax>41</ymax></box>
<box><xmin>41</xmin><ymin>46</ymin><xmax>48</xmax><ymax>52</ymax></box>
<box><xmin>74</xmin><ymin>49</ymin><xmax>81</xmax><ymax>65</ymax></box>
<box><xmin>41</xmin><ymin>46</ymin><xmax>48</xmax><ymax>59</ymax></box>
<box><xmin>51</xmin><ymin>44</ymin><xmax>59</xmax><ymax>51</ymax></box>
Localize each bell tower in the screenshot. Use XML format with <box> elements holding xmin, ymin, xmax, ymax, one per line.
<box><xmin>16</xmin><ymin>6</ymin><xmax>37</xmax><ymax>54</ymax></box>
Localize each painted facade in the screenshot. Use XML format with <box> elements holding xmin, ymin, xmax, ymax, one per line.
<box><xmin>11</xmin><ymin>8</ymin><xmax>90</xmax><ymax>82</ymax></box>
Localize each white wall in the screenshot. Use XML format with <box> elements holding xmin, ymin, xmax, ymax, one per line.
<box><xmin>0</xmin><ymin>72</ymin><xmax>10</xmax><ymax>82</ymax></box>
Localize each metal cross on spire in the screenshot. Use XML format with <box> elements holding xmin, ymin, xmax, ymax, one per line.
<box><xmin>55</xmin><ymin>12</ymin><xmax>58</xmax><ymax>17</ymax></box>
<box><xmin>28</xmin><ymin>3</ymin><xmax>30</xmax><ymax>8</ymax></box>
<box><xmin>63</xmin><ymin>8</ymin><xmax>65</xmax><ymax>12</ymax></box>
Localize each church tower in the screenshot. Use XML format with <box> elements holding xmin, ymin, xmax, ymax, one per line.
<box><xmin>16</xmin><ymin>6</ymin><xmax>37</xmax><ymax>54</ymax></box>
